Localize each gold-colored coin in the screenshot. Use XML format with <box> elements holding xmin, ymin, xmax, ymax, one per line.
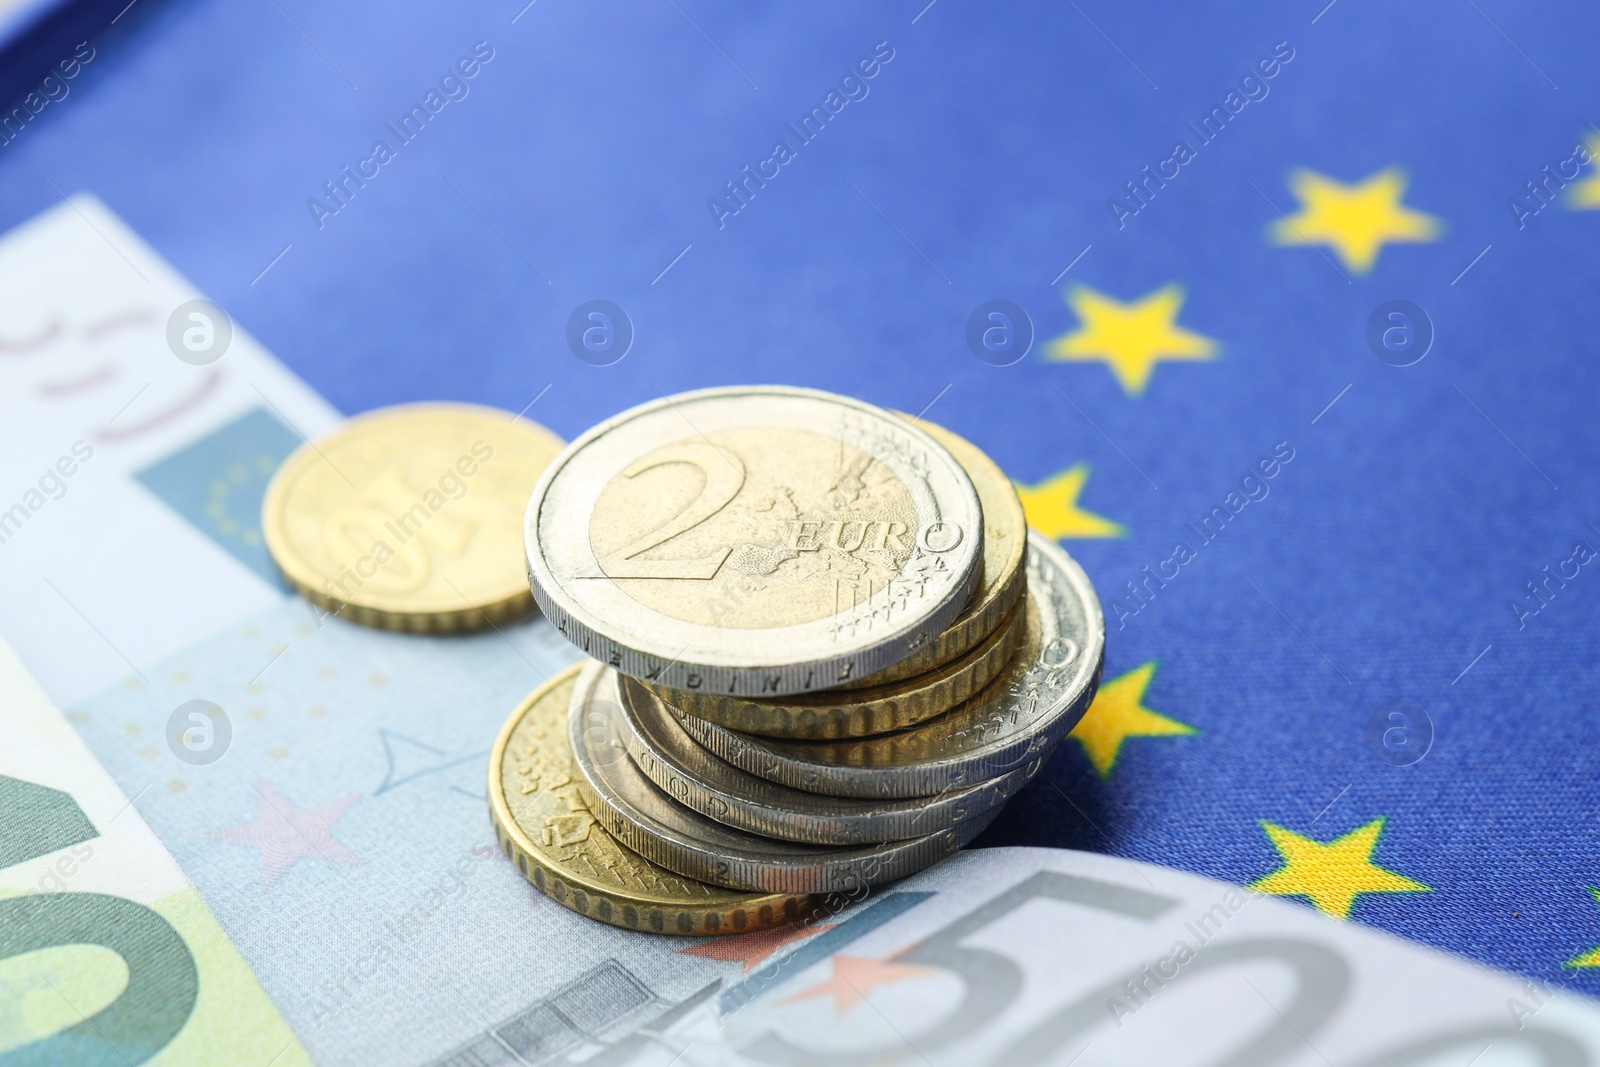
<box><xmin>645</xmin><ymin>594</ymin><xmax>1027</xmax><ymax>740</ymax></box>
<box><xmin>841</xmin><ymin>416</ymin><xmax>1029</xmax><ymax>687</ymax></box>
<box><xmin>488</xmin><ymin>664</ymin><xmax>826</xmax><ymax>935</ymax></box>
<box><xmin>263</xmin><ymin>402</ymin><xmax>563</xmax><ymax>632</ymax></box>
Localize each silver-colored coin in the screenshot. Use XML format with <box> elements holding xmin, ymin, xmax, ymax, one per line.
<box><xmin>568</xmin><ymin>662</ymin><xmax>1001</xmax><ymax>893</ymax></box>
<box><xmin>675</xmin><ymin>532</ymin><xmax>1105</xmax><ymax>798</ymax></box>
<box><xmin>614</xmin><ymin>671</ymin><xmax>1037</xmax><ymax>844</ymax></box>
<box><xmin>526</xmin><ymin>387</ymin><xmax>984</xmax><ymax>695</ymax></box>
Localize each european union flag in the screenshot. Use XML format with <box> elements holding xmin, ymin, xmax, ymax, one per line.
<box><xmin>5</xmin><ymin>0</ymin><xmax>1597</xmax><ymax>1001</ymax></box>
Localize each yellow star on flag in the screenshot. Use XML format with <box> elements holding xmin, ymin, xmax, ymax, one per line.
<box><xmin>1567</xmin><ymin>134</ymin><xmax>1600</xmax><ymax>210</ymax></box>
<box><xmin>1564</xmin><ymin>888</ymin><xmax>1600</xmax><ymax>967</ymax></box>
<box><xmin>1014</xmin><ymin>464</ymin><xmax>1125</xmax><ymax>540</ymax></box>
<box><xmin>1269</xmin><ymin>167</ymin><xmax>1441</xmax><ymax>275</ymax></box>
<box><xmin>1045</xmin><ymin>284</ymin><xmax>1217</xmax><ymax>397</ymax></box>
<box><xmin>1250</xmin><ymin>817</ymin><xmax>1430</xmax><ymax>920</ymax></box>
<box><xmin>1069</xmin><ymin>662</ymin><xmax>1194</xmax><ymax>778</ymax></box>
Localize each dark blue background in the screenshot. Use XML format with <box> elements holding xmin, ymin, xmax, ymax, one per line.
<box><xmin>5</xmin><ymin>0</ymin><xmax>1599</xmax><ymax>990</ymax></box>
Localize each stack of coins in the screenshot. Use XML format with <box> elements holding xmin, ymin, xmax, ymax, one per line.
<box><xmin>260</xmin><ymin>390</ymin><xmax>1106</xmax><ymax>936</ymax></box>
<box><xmin>501</xmin><ymin>386</ymin><xmax>1105</xmax><ymax>935</ymax></box>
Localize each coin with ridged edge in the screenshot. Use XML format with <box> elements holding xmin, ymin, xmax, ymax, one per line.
<box><xmin>841</xmin><ymin>415</ymin><xmax>1028</xmax><ymax>687</ymax></box>
<box><xmin>487</xmin><ymin>664</ymin><xmax>833</xmax><ymax>935</ymax></box>
<box><xmin>674</xmin><ymin>533</ymin><xmax>1105</xmax><ymax>799</ymax></box>
<box><xmin>643</xmin><ymin>594</ymin><xmax>1025</xmax><ymax>739</ymax></box>
<box><xmin>569</xmin><ymin>662</ymin><xmax>1002</xmax><ymax>892</ymax></box>
<box><xmin>615</xmin><ymin>672</ymin><xmax>1040</xmax><ymax>844</ymax></box>
<box><xmin>265</xmin><ymin>402</ymin><xmax>564</xmax><ymax>633</ymax></box>
<box><xmin>524</xmin><ymin>386</ymin><xmax>984</xmax><ymax>696</ymax></box>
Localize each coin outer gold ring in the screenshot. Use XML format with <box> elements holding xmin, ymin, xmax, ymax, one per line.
<box><xmin>263</xmin><ymin>402</ymin><xmax>563</xmax><ymax>634</ymax></box>
<box><xmin>644</xmin><ymin>595</ymin><xmax>1026</xmax><ymax>740</ymax></box>
<box><xmin>487</xmin><ymin>664</ymin><xmax>829</xmax><ymax>935</ymax></box>
<box><xmin>842</xmin><ymin>416</ymin><xmax>1030</xmax><ymax>688</ymax></box>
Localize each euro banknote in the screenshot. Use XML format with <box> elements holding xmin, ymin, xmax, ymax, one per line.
<box><xmin>0</xmin><ymin>193</ymin><xmax>339</xmax><ymax>709</ymax></box>
<box><xmin>0</xmin><ymin>635</ymin><xmax>311</xmax><ymax>1066</ymax></box>
<box><xmin>649</xmin><ymin>846</ymin><xmax>1600</xmax><ymax>1066</ymax></box>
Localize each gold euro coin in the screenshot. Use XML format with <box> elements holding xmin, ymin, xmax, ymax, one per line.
<box><xmin>644</xmin><ymin>595</ymin><xmax>1026</xmax><ymax>739</ymax></box>
<box><xmin>263</xmin><ymin>402</ymin><xmax>563</xmax><ymax>632</ymax></box>
<box><xmin>487</xmin><ymin>663</ymin><xmax>828</xmax><ymax>935</ymax></box>
<box><xmin>841</xmin><ymin>416</ymin><xmax>1029</xmax><ymax>687</ymax></box>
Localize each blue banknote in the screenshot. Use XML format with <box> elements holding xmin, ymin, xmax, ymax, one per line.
<box><xmin>68</xmin><ymin>601</ymin><xmax>753</xmax><ymax>1066</ymax></box>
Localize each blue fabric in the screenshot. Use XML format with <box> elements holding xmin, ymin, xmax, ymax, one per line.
<box><xmin>4</xmin><ymin>0</ymin><xmax>1600</xmax><ymax>993</ymax></box>
<box><xmin>0</xmin><ymin>0</ymin><xmax>122</xmax><ymax>119</ymax></box>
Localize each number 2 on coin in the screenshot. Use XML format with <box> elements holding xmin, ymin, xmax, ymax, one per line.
<box><xmin>597</xmin><ymin>441</ymin><xmax>745</xmax><ymax>579</ymax></box>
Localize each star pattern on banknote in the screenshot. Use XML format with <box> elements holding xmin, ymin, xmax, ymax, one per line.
<box><xmin>781</xmin><ymin>953</ymin><xmax>938</xmax><ymax>1015</ymax></box>
<box><xmin>1250</xmin><ymin>816</ymin><xmax>1429</xmax><ymax>920</ymax></box>
<box><xmin>1564</xmin><ymin>888</ymin><xmax>1600</xmax><ymax>968</ymax></box>
<box><xmin>679</xmin><ymin>920</ymin><xmax>834</xmax><ymax>972</ymax></box>
<box><xmin>205</xmin><ymin>780</ymin><xmax>365</xmax><ymax>889</ymax></box>
<box><xmin>1045</xmin><ymin>284</ymin><xmax>1217</xmax><ymax>396</ymax></box>
<box><xmin>374</xmin><ymin>729</ymin><xmax>483</xmax><ymax>795</ymax></box>
<box><xmin>1268</xmin><ymin>167</ymin><xmax>1441</xmax><ymax>275</ymax></box>
<box><xmin>1068</xmin><ymin>662</ymin><xmax>1193</xmax><ymax>778</ymax></box>
<box><xmin>1013</xmin><ymin>464</ymin><xmax>1125</xmax><ymax>541</ymax></box>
